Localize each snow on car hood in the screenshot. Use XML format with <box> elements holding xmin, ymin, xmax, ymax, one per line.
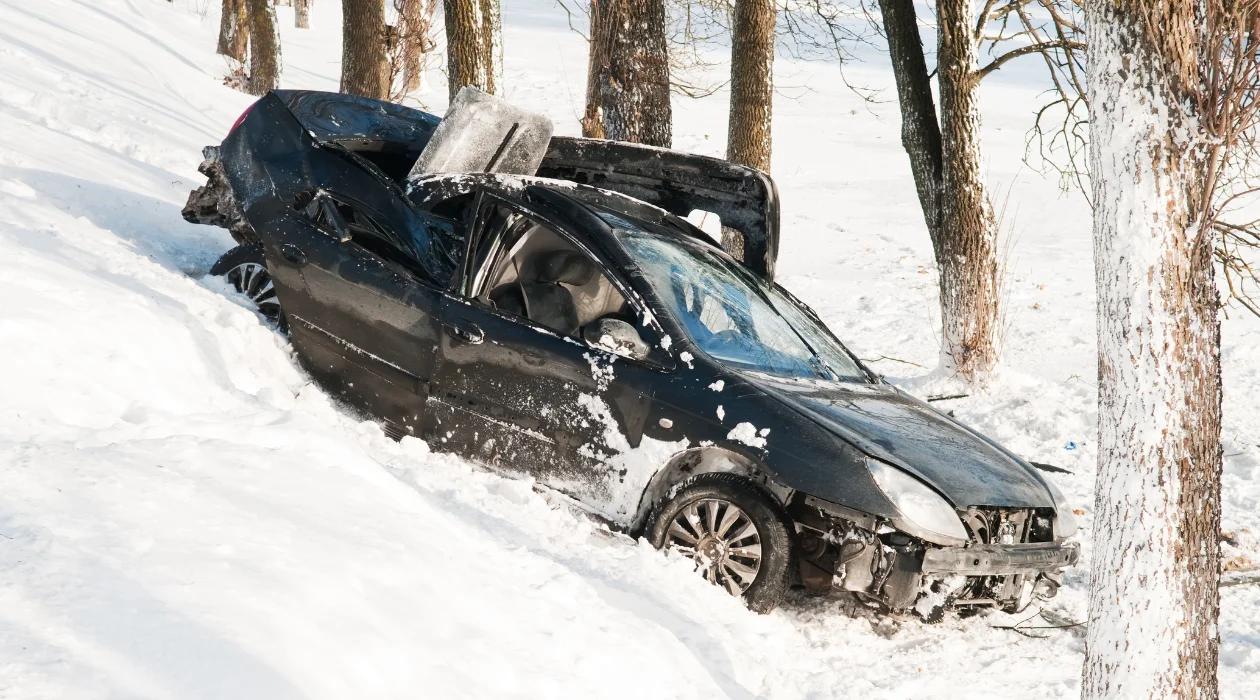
<box><xmin>748</xmin><ymin>376</ymin><xmax>1055</xmax><ymax>509</ymax></box>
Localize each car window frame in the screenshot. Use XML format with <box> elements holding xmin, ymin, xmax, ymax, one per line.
<box><xmin>458</xmin><ymin>189</ymin><xmax>670</xmax><ymax>367</ymax></box>
<box><xmin>304</xmin><ymin>189</ymin><xmax>442</xmax><ymax>288</ymax></box>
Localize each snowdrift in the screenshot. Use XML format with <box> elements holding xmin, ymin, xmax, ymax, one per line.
<box><xmin>0</xmin><ymin>1</ymin><xmax>1257</xmax><ymax>698</ymax></box>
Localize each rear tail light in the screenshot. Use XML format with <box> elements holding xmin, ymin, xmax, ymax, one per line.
<box><xmin>229</xmin><ymin>101</ymin><xmax>257</xmax><ymax>134</ymax></box>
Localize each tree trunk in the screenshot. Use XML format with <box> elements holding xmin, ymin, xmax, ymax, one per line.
<box><xmin>582</xmin><ymin>0</ymin><xmax>608</xmax><ymax>138</ymax></box>
<box><xmin>295</xmin><ymin>0</ymin><xmax>311</xmax><ymax>28</ymax></box>
<box><xmin>877</xmin><ymin>0</ymin><xmax>943</xmax><ymax>245</ymax></box>
<box><xmin>934</xmin><ymin>0</ymin><xmax>1000</xmax><ymax>379</ymax></box>
<box><xmin>1081</xmin><ymin>1</ymin><xmax>1221</xmax><ymax>697</ymax></box>
<box><xmin>480</xmin><ymin>0</ymin><xmax>503</xmax><ymax>96</ymax></box>
<box><xmin>726</xmin><ymin>0</ymin><xmax>775</xmax><ymax>172</ymax></box>
<box><xmin>245</xmin><ymin>0</ymin><xmax>281</xmax><ymax>95</ymax></box>
<box><xmin>398</xmin><ymin>0</ymin><xmax>432</xmax><ymax>94</ymax></box>
<box><xmin>588</xmin><ymin>0</ymin><xmax>672</xmax><ymax>147</ymax></box>
<box><xmin>722</xmin><ymin>0</ymin><xmax>776</xmax><ymax>258</ymax></box>
<box><xmin>444</xmin><ymin>0</ymin><xmax>502</xmax><ymax>101</ymax></box>
<box><xmin>341</xmin><ymin>0</ymin><xmax>389</xmax><ymax>100</ymax></box>
<box><xmin>218</xmin><ymin>0</ymin><xmax>249</xmax><ymax>62</ymax></box>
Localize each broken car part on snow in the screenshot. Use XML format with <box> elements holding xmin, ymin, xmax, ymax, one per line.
<box><xmin>183</xmin><ymin>88</ymin><xmax>1079</xmax><ymax>616</ymax></box>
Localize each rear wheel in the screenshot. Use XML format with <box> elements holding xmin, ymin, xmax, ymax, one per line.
<box><xmin>211</xmin><ymin>244</ymin><xmax>283</xmax><ymax>325</ymax></box>
<box><xmin>648</xmin><ymin>473</ymin><xmax>793</xmax><ymax>613</ymax></box>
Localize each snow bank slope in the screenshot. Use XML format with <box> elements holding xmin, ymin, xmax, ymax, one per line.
<box><xmin>1</xmin><ymin>1</ymin><xmax>1258</xmax><ymax>698</ymax></box>
<box><xmin>0</xmin><ymin>3</ymin><xmax>800</xmax><ymax>698</ymax></box>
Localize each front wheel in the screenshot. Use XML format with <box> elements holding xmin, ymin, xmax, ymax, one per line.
<box><xmin>648</xmin><ymin>473</ymin><xmax>793</xmax><ymax>613</ymax></box>
<box><xmin>210</xmin><ymin>243</ymin><xmax>283</xmax><ymax>326</ymax></box>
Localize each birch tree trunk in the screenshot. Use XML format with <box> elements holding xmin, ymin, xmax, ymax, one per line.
<box><xmin>245</xmin><ymin>0</ymin><xmax>281</xmax><ymax>95</ymax></box>
<box><xmin>587</xmin><ymin>0</ymin><xmax>672</xmax><ymax>147</ymax></box>
<box><xmin>341</xmin><ymin>0</ymin><xmax>389</xmax><ymax>100</ymax></box>
<box><xmin>218</xmin><ymin>0</ymin><xmax>249</xmax><ymax>62</ymax></box>
<box><xmin>1082</xmin><ymin>0</ymin><xmax>1222</xmax><ymax>697</ymax></box>
<box><xmin>444</xmin><ymin>0</ymin><xmax>502</xmax><ymax>101</ymax></box>
<box><xmin>295</xmin><ymin>0</ymin><xmax>311</xmax><ymax>28</ymax></box>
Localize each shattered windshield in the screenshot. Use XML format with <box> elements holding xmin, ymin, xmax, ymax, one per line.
<box><xmin>613</xmin><ymin>225</ymin><xmax>868</xmax><ymax>381</ymax></box>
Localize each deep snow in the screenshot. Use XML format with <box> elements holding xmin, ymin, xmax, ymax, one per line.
<box><xmin>0</xmin><ymin>0</ymin><xmax>1258</xmax><ymax>698</ymax></box>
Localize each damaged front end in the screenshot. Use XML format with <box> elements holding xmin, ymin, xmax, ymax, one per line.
<box><xmin>792</xmin><ymin>496</ymin><xmax>1079</xmax><ymax>617</ymax></box>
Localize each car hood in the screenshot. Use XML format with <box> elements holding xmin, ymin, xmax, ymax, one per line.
<box><xmin>747</xmin><ymin>375</ymin><xmax>1054</xmax><ymax>509</ymax></box>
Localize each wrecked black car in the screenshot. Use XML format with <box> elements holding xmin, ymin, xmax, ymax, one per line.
<box><xmin>184</xmin><ymin>88</ymin><xmax>1079</xmax><ymax>615</ymax></box>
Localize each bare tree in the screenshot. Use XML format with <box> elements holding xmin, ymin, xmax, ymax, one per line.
<box><xmin>218</xmin><ymin>0</ymin><xmax>249</xmax><ymax>62</ymax></box>
<box><xmin>296</xmin><ymin>0</ymin><xmax>312</xmax><ymax>28</ymax></box>
<box><xmin>341</xmin><ymin>0</ymin><xmax>389</xmax><ymax>100</ymax></box>
<box><xmin>444</xmin><ymin>0</ymin><xmax>503</xmax><ymax>101</ymax></box>
<box><xmin>586</xmin><ymin>0</ymin><xmax>673</xmax><ymax>146</ymax></box>
<box><xmin>245</xmin><ymin>0</ymin><xmax>281</xmax><ymax>95</ymax></box>
<box><xmin>876</xmin><ymin>0</ymin><xmax>1082</xmax><ymax>380</ymax></box>
<box><xmin>1084</xmin><ymin>0</ymin><xmax>1260</xmax><ymax>695</ymax></box>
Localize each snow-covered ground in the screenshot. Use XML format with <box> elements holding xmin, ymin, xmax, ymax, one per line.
<box><xmin>1</xmin><ymin>0</ymin><xmax>1258</xmax><ymax>697</ymax></box>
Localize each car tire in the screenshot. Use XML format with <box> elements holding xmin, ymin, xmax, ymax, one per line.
<box><xmin>648</xmin><ymin>473</ymin><xmax>793</xmax><ymax>613</ymax></box>
<box><xmin>211</xmin><ymin>243</ymin><xmax>285</xmax><ymax>328</ymax></box>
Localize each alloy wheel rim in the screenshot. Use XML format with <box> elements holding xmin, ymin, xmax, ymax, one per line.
<box><xmin>666</xmin><ymin>498</ymin><xmax>763</xmax><ymax>595</ymax></box>
<box><xmin>227</xmin><ymin>262</ymin><xmax>280</xmax><ymax>318</ymax></box>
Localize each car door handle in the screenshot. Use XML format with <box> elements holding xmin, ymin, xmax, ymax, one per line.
<box><xmin>444</xmin><ymin>321</ymin><xmax>484</xmax><ymax>345</ymax></box>
<box><xmin>281</xmin><ymin>243</ymin><xmax>307</xmax><ymax>266</ymax></box>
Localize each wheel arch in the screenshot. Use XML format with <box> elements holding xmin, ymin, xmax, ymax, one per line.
<box><xmin>629</xmin><ymin>444</ymin><xmax>794</xmax><ymax>536</ymax></box>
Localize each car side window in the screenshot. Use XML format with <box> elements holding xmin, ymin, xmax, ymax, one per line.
<box><xmin>301</xmin><ymin>192</ymin><xmax>434</xmax><ymax>281</ymax></box>
<box><xmin>470</xmin><ymin>205</ymin><xmax>632</xmax><ymax>338</ymax></box>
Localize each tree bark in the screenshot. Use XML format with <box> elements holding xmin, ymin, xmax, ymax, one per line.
<box><xmin>1082</xmin><ymin>1</ymin><xmax>1221</xmax><ymax>697</ymax></box>
<box><xmin>397</xmin><ymin>0</ymin><xmax>432</xmax><ymax>94</ymax></box>
<box><xmin>341</xmin><ymin>0</ymin><xmax>389</xmax><ymax>100</ymax></box>
<box><xmin>877</xmin><ymin>0</ymin><xmax>943</xmax><ymax>245</ymax></box>
<box><xmin>295</xmin><ymin>0</ymin><xmax>311</xmax><ymax>28</ymax></box>
<box><xmin>218</xmin><ymin>0</ymin><xmax>249</xmax><ymax>62</ymax></box>
<box><xmin>582</xmin><ymin>0</ymin><xmax>608</xmax><ymax>138</ymax></box>
<box><xmin>587</xmin><ymin>0</ymin><xmax>672</xmax><ymax>147</ymax></box>
<box><xmin>726</xmin><ymin>0</ymin><xmax>775</xmax><ymax>172</ymax></box>
<box><xmin>444</xmin><ymin>0</ymin><xmax>502</xmax><ymax>101</ymax></box>
<box><xmin>245</xmin><ymin>0</ymin><xmax>281</xmax><ymax>95</ymax></box>
<box><xmin>722</xmin><ymin>0</ymin><xmax>776</xmax><ymax>258</ymax></box>
<box><xmin>934</xmin><ymin>0</ymin><xmax>1000</xmax><ymax>378</ymax></box>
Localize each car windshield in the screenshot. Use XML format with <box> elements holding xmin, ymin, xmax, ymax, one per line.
<box><xmin>612</xmin><ymin>224</ymin><xmax>868</xmax><ymax>381</ymax></box>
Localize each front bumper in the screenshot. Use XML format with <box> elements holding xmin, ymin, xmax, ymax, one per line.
<box><xmin>921</xmin><ymin>541</ymin><xmax>1080</xmax><ymax>576</ymax></box>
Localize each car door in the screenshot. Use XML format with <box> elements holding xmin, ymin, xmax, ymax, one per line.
<box><xmin>427</xmin><ymin>194</ymin><xmax>667</xmax><ymax>520</ymax></box>
<box><xmin>282</xmin><ymin>192</ymin><xmax>451</xmax><ymax>439</ymax></box>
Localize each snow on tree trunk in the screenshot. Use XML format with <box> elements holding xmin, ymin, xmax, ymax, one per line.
<box><xmin>218</xmin><ymin>0</ymin><xmax>249</xmax><ymax>62</ymax></box>
<box><xmin>935</xmin><ymin>0</ymin><xmax>1000</xmax><ymax>379</ymax></box>
<box><xmin>341</xmin><ymin>0</ymin><xmax>389</xmax><ymax>100</ymax></box>
<box><xmin>245</xmin><ymin>0</ymin><xmax>281</xmax><ymax>95</ymax></box>
<box><xmin>444</xmin><ymin>0</ymin><xmax>502</xmax><ymax>101</ymax></box>
<box><xmin>587</xmin><ymin>0</ymin><xmax>672</xmax><ymax>147</ymax></box>
<box><xmin>1082</xmin><ymin>1</ymin><xmax>1222</xmax><ymax>698</ymax></box>
<box><xmin>295</xmin><ymin>0</ymin><xmax>311</xmax><ymax>29</ymax></box>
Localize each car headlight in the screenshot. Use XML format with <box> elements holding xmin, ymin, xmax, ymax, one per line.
<box><xmin>1044</xmin><ymin>478</ymin><xmax>1079</xmax><ymax>539</ymax></box>
<box><xmin>867</xmin><ymin>457</ymin><xmax>969</xmax><ymax>546</ymax></box>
